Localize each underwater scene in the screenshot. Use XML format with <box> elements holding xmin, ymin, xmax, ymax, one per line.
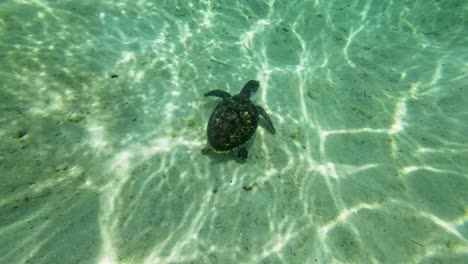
<box><xmin>1</xmin><ymin>0</ymin><xmax>467</xmax><ymax>263</ymax></box>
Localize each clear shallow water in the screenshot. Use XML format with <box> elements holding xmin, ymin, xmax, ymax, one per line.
<box><xmin>1</xmin><ymin>0</ymin><xmax>467</xmax><ymax>263</ymax></box>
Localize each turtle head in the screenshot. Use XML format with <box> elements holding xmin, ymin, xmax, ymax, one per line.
<box><xmin>239</xmin><ymin>80</ymin><xmax>259</xmax><ymax>98</ymax></box>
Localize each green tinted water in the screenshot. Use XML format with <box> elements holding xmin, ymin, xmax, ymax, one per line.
<box><xmin>1</xmin><ymin>0</ymin><xmax>467</xmax><ymax>263</ymax></box>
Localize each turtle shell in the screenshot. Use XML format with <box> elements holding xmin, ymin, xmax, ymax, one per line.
<box><xmin>207</xmin><ymin>94</ymin><xmax>259</xmax><ymax>152</ymax></box>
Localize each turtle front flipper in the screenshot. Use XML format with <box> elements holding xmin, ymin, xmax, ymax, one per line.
<box><xmin>256</xmin><ymin>105</ymin><xmax>276</xmax><ymax>134</ymax></box>
<box><xmin>233</xmin><ymin>146</ymin><xmax>248</xmax><ymax>160</ymax></box>
<box><xmin>239</xmin><ymin>80</ymin><xmax>259</xmax><ymax>98</ymax></box>
<box><xmin>204</xmin><ymin>90</ymin><xmax>231</xmax><ymax>100</ymax></box>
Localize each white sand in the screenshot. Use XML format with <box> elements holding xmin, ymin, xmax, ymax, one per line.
<box><xmin>1</xmin><ymin>1</ymin><xmax>467</xmax><ymax>263</ymax></box>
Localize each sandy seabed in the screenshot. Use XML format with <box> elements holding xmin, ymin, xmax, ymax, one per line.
<box><xmin>1</xmin><ymin>1</ymin><xmax>467</xmax><ymax>263</ymax></box>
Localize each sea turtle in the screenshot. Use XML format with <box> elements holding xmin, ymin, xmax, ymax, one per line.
<box><xmin>201</xmin><ymin>80</ymin><xmax>275</xmax><ymax>160</ymax></box>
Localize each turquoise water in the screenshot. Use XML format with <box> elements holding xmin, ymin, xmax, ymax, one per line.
<box><xmin>1</xmin><ymin>0</ymin><xmax>467</xmax><ymax>263</ymax></box>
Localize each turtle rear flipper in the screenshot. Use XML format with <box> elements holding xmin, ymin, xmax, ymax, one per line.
<box><xmin>201</xmin><ymin>146</ymin><xmax>211</xmax><ymax>155</ymax></box>
<box><xmin>204</xmin><ymin>90</ymin><xmax>231</xmax><ymax>100</ymax></box>
<box><xmin>256</xmin><ymin>105</ymin><xmax>275</xmax><ymax>134</ymax></box>
<box><xmin>234</xmin><ymin>146</ymin><xmax>248</xmax><ymax>160</ymax></box>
